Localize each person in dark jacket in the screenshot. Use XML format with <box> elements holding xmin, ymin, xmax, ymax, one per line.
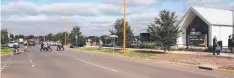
<box><xmin>40</xmin><ymin>42</ymin><xmax>44</xmax><ymax>51</ymax></box>
<box><xmin>213</xmin><ymin>36</ymin><xmax>217</xmax><ymax>55</ymax></box>
<box><xmin>231</xmin><ymin>34</ymin><xmax>234</xmax><ymax>53</ymax></box>
<box><xmin>228</xmin><ymin>35</ymin><xmax>232</xmax><ymax>51</ymax></box>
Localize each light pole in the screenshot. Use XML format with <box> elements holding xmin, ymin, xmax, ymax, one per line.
<box><xmin>123</xmin><ymin>0</ymin><xmax>126</xmax><ymax>55</ymax></box>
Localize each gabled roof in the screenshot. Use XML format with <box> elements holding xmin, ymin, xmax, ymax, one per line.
<box><xmin>191</xmin><ymin>6</ymin><xmax>233</xmax><ymax>26</ymax></box>
<box><xmin>179</xmin><ymin>6</ymin><xmax>233</xmax><ymax>27</ymax></box>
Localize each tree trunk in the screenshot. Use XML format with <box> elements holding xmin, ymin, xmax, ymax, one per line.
<box><xmin>163</xmin><ymin>44</ymin><xmax>166</xmax><ymax>52</ymax></box>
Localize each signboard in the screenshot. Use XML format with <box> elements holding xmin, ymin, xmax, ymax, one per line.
<box><xmin>189</xmin><ymin>34</ymin><xmax>206</xmax><ymax>46</ymax></box>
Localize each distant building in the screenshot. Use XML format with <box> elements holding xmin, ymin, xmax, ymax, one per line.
<box><xmin>177</xmin><ymin>6</ymin><xmax>233</xmax><ymax>47</ymax></box>
<box><xmin>85</xmin><ymin>36</ymin><xmax>100</xmax><ymax>46</ymax></box>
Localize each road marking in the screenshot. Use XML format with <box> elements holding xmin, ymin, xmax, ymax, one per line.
<box><xmin>32</xmin><ymin>65</ymin><xmax>35</xmax><ymax>67</ymax></box>
<box><xmin>74</xmin><ymin>58</ymin><xmax>118</xmax><ymax>72</ymax></box>
<box><xmin>30</xmin><ymin>60</ymin><xmax>32</xmax><ymax>63</ymax></box>
<box><xmin>1</xmin><ymin>68</ymin><xmax>4</xmax><ymax>70</ymax></box>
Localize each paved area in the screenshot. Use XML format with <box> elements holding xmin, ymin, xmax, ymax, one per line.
<box><xmin>1</xmin><ymin>45</ymin><xmax>234</xmax><ymax>78</ymax></box>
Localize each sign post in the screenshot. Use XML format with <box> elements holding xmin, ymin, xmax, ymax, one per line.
<box><xmin>75</xmin><ymin>35</ymin><xmax>78</xmax><ymax>44</ymax></box>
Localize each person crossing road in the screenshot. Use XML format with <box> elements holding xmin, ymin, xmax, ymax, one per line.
<box><xmin>24</xmin><ymin>40</ymin><xmax>28</xmax><ymax>52</ymax></box>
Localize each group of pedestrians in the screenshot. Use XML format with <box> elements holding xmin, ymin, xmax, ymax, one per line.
<box><xmin>40</xmin><ymin>41</ymin><xmax>64</xmax><ymax>52</ymax></box>
<box><xmin>12</xmin><ymin>40</ymin><xmax>29</xmax><ymax>55</ymax></box>
<box><xmin>213</xmin><ymin>34</ymin><xmax>234</xmax><ymax>55</ymax></box>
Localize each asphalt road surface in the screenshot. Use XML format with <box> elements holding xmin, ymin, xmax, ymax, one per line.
<box><xmin>1</xmin><ymin>45</ymin><xmax>234</xmax><ymax>78</ymax></box>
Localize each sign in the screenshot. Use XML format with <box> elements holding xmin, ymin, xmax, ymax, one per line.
<box><xmin>189</xmin><ymin>34</ymin><xmax>206</xmax><ymax>46</ymax></box>
<box><xmin>75</xmin><ymin>35</ymin><xmax>78</xmax><ymax>39</ymax></box>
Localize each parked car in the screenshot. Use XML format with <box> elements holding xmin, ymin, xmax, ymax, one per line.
<box><xmin>70</xmin><ymin>41</ymin><xmax>85</xmax><ymax>48</ymax></box>
<box><xmin>8</xmin><ymin>41</ymin><xmax>20</xmax><ymax>48</ymax></box>
<box><xmin>28</xmin><ymin>41</ymin><xmax>36</xmax><ymax>46</ymax></box>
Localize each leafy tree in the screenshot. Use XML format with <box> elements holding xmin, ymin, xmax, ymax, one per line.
<box><xmin>147</xmin><ymin>10</ymin><xmax>181</xmax><ymax>52</ymax></box>
<box><xmin>69</xmin><ymin>26</ymin><xmax>84</xmax><ymax>44</ymax></box>
<box><xmin>1</xmin><ymin>29</ymin><xmax>9</xmax><ymax>44</ymax></box>
<box><xmin>109</xmin><ymin>19</ymin><xmax>134</xmax><ymax>47</ymax></box>
<box><xmin>45</xmin><ymin>33</ymin><xmax>53</xmax><ymax>41</ymax></box>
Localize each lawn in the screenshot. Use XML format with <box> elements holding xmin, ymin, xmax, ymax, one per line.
<box><xmin>1</xmin><ymin>46</ymin><xmax>13</xmax><ymax>55</ymax></box>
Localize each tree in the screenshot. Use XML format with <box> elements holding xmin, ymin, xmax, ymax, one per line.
<box><xmin>109</xmin><ymin>19</ymin><xmax>134</xmax><ymax>47</ymax></box>
<box><xmin>45</xmin><ymin>33</ymin><xmax>53</xmax><ymax>41</ymax></box>
<box><xmin>147</xmin><ymin>10</ymin><xmax>181</xmax><ymax>52</ymax></box>
<box><xmin>69</xmin><ymin>26</ymin><xmax>84</xmax><ymax>44</ymax></box>
<box><xmin>1</xmin><ymin>29</ymin><xmax>9</xmax><ymax>44</ymax></box>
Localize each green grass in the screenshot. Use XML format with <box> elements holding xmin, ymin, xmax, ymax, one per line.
<box><xmin>205</xmin><ymin>54</ymin><xmax>233</xmax><ymax>59</ymax></box>
<box><xmin>76</xmin><ymin>47</ymin><xmax>165</xmax><ymax>58</ymax></box>
<box><xmin>1</xmin><ymin>46</ymin><xmax>13</xmax><ymax>55</ymax></box>
<box><xmin>219</xmin><ymin>66</ymin><xmax>234</xmax><ymax>70</ymax></box>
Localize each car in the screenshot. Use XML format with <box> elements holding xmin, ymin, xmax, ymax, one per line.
<box><xmin>8</xmin><ymin>41</ymin><xmax>20</xmax><ymax>48</ymax></box>
<box><xmin>28</xmin><ymin>41</ymin><xmax>36</xmax><ymax>46</ymax></box>
<box><xmin>70</xmin><ymin>41</ymin><xmax>85</xmax><ymax>48</ymax></box>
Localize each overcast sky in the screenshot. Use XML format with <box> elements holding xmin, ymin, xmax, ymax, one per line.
<box><xmin>1</xmin><ymin>0</ymin><xmax>234</xmax><ymax>36</ymax></box>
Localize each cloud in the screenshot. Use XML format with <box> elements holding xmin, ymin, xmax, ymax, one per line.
<box><xmin>102</xmin><ymin>0</ymin><xmax>158</xmax><ymax>7</ymax></box>
<box><xmin>1</xmin><ymin>1</ymin><xmax>123</xmax><ymax>16</ymax></box>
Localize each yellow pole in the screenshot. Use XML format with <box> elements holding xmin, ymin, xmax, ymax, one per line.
<box><xmin>64</xmin><ymin>12</ymin><xmax>67</xmax><ymax>45</ymax></box>
<box><xmin>123</xmin><ymin>0</ymin><xmax>126</xmax><ymax>55</ymax></box>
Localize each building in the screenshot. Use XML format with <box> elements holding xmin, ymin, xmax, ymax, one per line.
<box><xmin>177</xmin><ymin>6</ymin><xmax>233</xmax><ymax>47</ymax></box>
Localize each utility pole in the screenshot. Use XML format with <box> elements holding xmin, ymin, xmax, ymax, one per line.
<box><xmin>123</xmin><ymin>0</ymin><xmax>126</xmax><ymax>55</ymax></box>
<box><xmin>64</xmin><ymin>12</ymin><xmax>68</xmax><ymax>45</ymax></box>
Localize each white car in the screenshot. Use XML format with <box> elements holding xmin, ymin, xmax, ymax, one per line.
<box><xmin>8</xmin><ymin>41</ymin><xmax>20</xmax><ymax>48</ymax></box>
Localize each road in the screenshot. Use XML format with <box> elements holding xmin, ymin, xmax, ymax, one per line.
<box><xmin>1</xmin><ymin>45</ymin><xmax>234</xmax><ymax>78</ymax></box>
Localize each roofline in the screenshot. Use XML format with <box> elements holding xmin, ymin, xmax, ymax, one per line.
<box><xmin>191</xmin><ymin>6</ymin><xmax>212</xmax><ymax>26</ymax></box>
<box><xmin>177</xmin><ymin>7</ymin><xmax>191</xmax><ymax>27</ymax></box>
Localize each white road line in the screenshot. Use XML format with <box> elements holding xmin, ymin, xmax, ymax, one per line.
<box><xmin>32</xmin><ymin>65</ymin><xmax>35</xmax><ymax>67</ymax></box>
<box><xmin>30</xmin><ymin>60</ymin><xmax>32</xmax><ymax>63</ymax></box>
<box><xmin>74</xmin><ymin>58</ymin><xmax>118</xmax><ymax>72</ymax></box>
<box><xmin>1</xmin><ymin>68</ymin><xmax>4</xmax><ymax>70</ymax></box>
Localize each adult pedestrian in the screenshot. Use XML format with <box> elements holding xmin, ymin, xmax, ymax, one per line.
<box><xmin>24</xmin><ymin>40</ymin><xmax>28</xmax><ymax>52</ymax></box>
<box><xmin>213</xmin><ymin>36</ymin><xmax>218</xmax><ymax>55</ymax></box>
<box><xmin>40</xmin><ymin>42</ymin><xmax>44</xmax><ymax>51</ymax></box>
<box><xmin>228</xmin><ymin>35</ymin><xmax>232</xmax><ymax>51</ymax></box>
<box><xmin>231</xmin><ymin>34</ymin><xmax>234</xmax><ymax>53</ymax></box>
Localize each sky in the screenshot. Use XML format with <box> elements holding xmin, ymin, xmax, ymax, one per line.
<box><xmin>1</xmin><ymin>0</ymin><xmax>234</xmax><ymax>36</ymax></box>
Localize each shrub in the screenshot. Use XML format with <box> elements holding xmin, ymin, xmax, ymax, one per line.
<box><xmin>169</xmin><ymin>46</ymin><xmax>178</xmax><ymax>51</ymax></box>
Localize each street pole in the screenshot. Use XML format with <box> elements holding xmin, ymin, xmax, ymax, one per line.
<box><xmin>76</xmin><ymin>35</ymin><xmax>78</xmax><ymax>44</ymax></box>
<box><xmin>123</xmin><ymin>0</ymin><xmax>126</xmax><ymax>55</ymax></box>
<box><xmin>64</xmin><ymin>12</ymin><xmax>68</xmax><ymax>45</ymax></box>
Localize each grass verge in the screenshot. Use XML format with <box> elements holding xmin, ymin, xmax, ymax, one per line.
<box><xmin>76</xmin><ymin>47</ymin><xmax>166</xmax><ymax>58</ymax></box>
<box><xmin>1</xmin><ymin>46</ymin><xmax>13</xmax><ymax>55</ymax></box>
<box><xmin>205</xmin><ymin>54</ymin><xmax>233</xmax><ymax>59</ymax></box>
<box><xmin>219</xmin><ymin>66</ymin><xmax>234</xmax><ymax>71</ymax></box>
